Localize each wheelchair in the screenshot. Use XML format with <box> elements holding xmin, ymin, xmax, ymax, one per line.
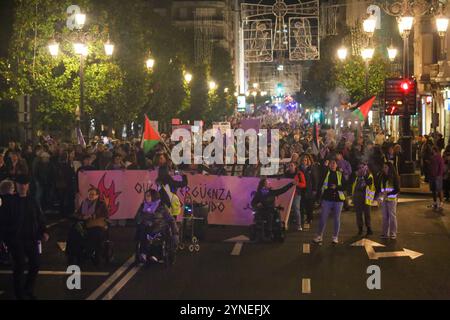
<box><xmin>249</xmin><ymin>206</ymin><xmax>286</xmax><ymax>243</ymax></box>
<box><xmin>66</xmin><ymin>218</ymin><xmax>114</xmax><ymax>266</ymax></box>
<box><xmin>135</xmin><ymin>223</ymin><xmax>176</xmax><ymax>267</ymax></box>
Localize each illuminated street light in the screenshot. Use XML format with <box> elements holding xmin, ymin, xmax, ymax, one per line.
<box><xmin>361</xmin><ymin>47</ymin><xmax>374</xmax><ymax>61</ymax></box>
<box><xmin>146</xmin><ymin>57</ymin><xmax>155</xmax><ymax>69</ymax></box>
<box><xmin>104</xmin><ymin>40</ymin><xmax>114</xmax><ymax>56</ymax></box>
<box><xmin>48</xmin><ymin>41</ymin><xmax>59</xmax><ymax>56</ymax></box>
<box><xmin>251</xmin><ymin>91</ymin><xmax>257</xmax><ymax>97</ymax></box>
<box><xmin>184</xmin><ymin>72</ymin><xmax>193</xmax><ymax>83</ymax></box>
<box><xmin>387</xmin><ymin>45</ymin><xmax>398</xmax><ymax>61</ymax></box>
<box><xmin>363</xmin><ymin>14</ymin><xmax>377</xmax><ymax>37</ymax></box>
<box><xmin>209</xmin><ymin>81</ymin><xmax>217</xmax><ymax>90</ymax></box>
<box><xmin>224</xmin><ymin>87</ymin><xmax>229</xmax><ymax>93</ymax></box>
<box><xmin>253</xmin><ymin>83</ymin><xmax>259</xmax><ymax>89</ymax></box>
<box><xmin>337</xmin><ymin>47</ymin><xmax>348</xmax><ymax>61</ymax></box>
<box><xmin>436</xmin><ymin>14</ymin><xmax>449</xmax><ymax>37</ymax></box>
<box><xmin>398</xmin><ymin>16</ymin><xmax>414</xmax><ymax>36</ymax></box>
<box><xmin>75</xmin><ymin>13</ymin><xmax>86</xmax><ymax>28</ymax></box>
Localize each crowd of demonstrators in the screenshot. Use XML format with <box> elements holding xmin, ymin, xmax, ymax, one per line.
<box><xmin>1</xmin><ymin>105</ymin><xmax>450</xmax><ymax>298</ymax></box>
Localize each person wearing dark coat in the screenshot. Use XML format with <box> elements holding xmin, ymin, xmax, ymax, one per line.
<box><xmin>1</xmin><ymin>175</ymin><xmax>48</xmax><ymax>300</ymax></box>
<box><xmin>251</xmin><ymin>178</ymin><xmax>294</xmax><ymax>240</ymax></box>
<box><xmin>156</xmin><ymin>165</ymin><xmax>188</xmax><ymax>209</ymax></box>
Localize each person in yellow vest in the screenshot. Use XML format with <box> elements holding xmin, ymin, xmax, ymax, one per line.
<box><xmin>376</xmin><ymin>162</ymin><xmax>400</xmax><ymax>240</ymax></box>
<box><xmin>313</xmin><ymin>158</ymin><xmax>346</xmax><ymax>244</ymax></box>
<box><xmin>352</xmin><ymin>163</ymin><xmax>375</xmax><ymax>236</ymax></box>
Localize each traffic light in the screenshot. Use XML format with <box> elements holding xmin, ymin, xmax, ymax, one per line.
<box><xmin>384</xmin><ymin>78</ymin><xmax>417</xmax><ymax>116</ymax></box>
<box><xmin>400</xmin><ymin>80</ymin><xmax>410</xmax><ymax>93</ymax></box>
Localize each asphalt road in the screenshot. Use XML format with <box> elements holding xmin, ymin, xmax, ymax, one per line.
<box><xmin>0</xmin><ymin>195</ymin><xmax>449</xmax><ymax>300</ymax></box>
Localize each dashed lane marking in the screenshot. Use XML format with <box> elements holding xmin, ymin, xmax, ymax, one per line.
<box><xmin>302</xmin><ymin>278</ymin><xmax>311</xmax><ymax>294</ymax></box>
<box><xmin>303</xmin><ymin>243</ymin><xmax>310</xmax><ymax>254</ymax></box>
<box><xmin>231</xmin><ymin>242</ymin><xmax>243</xmax><ymax>256</ymax></box>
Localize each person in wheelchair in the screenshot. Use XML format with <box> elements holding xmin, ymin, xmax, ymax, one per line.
<box><xmin>135</xmin><ymin>189</ymin><xmax>179</xmax><ymax>264</ymax></box>
<box><xmin>251</xmin><ymin>178</ymin><xmax>294</xmax><ymax>241</ymax></box>
<box><xmin>67</xmin><ymin>187</ymin><xmax>109</xmax><ymax>265</ymax></box>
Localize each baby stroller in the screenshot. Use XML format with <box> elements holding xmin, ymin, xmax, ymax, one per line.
<box><xmin>135</xmin><ymin>223</ymin><xmax>175</xmax><ymax>267</ymax></box>
<box><xmin>66</xmin><ymin>218</ymin><xmax>114</xmax><ymax>266</ymax></box>
<box><xmin>178</xmin><ymin>203</ymin><xmax>208</xmax><ymax>252</ymax></box>
<box><xmin>249</xmin><ymin>206</ymin><xmax>285</xmax><ymax>243</ymax></box>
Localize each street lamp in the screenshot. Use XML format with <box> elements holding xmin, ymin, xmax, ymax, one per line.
<box><xmin>75</xmin><ymin>13</ymin><xmax>86</xmax><ymax>28</ymax></box>
<box><xmin>387</xmin><ymin>44</ymin><xmax>398</xmax><ymax>62</ymax></box>
<box><xmin>184</xmin><ymin>72</ymin><xmax>193</xmax><ymax>83</ymax></box>
<box><xmin>363</xmin><ymin>14</ymin><xmax>377</xmax><ymax>38</ymax></box>
<box><xmin>48</xmin><ymin>41</ymin><xmax>59</xmax><ymax>56</ymax></box>
<box><xmin>436</xmin><ymin>14</ymin><xmax>449</xmax><ymax>60</ymax></box>
<box><xmin>209</xmin><ymin>81</ymin><xmax>217</xmax><ymax>90</ymax></box>
<box><xmin>361</xmin><ymin>47</ymin><xmax>374</xmax><ymax>61</ymax></box>
<box><xmin>398</xmin><ymin>15</ymin><xmax>414</xmax><ymax>37</ymax></box>
<box><xmin>224</xmin><ymin>87</ymin><xmax>229</xmax><ymax>93</ymax></box>
<box><xmin>104</xmin><ymin>40</ymin><xmax>114</xmax><ymax>56</ymax></box>
<box><xmin>337</xmin><ymin>46</ymin><xmax>348</xmax><ymax>61</ymax></box>
<box><xmin>146</xmin><ymin>57</ymin><xmax>155</xmax><ymax>69</ymax></box>
<box><xmin>253</xmin><ymin>82</ymin><xmax>259</xmax><ymax>89</ymax></box>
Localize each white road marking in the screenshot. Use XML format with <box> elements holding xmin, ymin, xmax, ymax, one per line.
<box><xmin>86</xmin><ymin>254</ymin><xmax>135</xmax><ymax>300</ymax></box>
<box><xmin>0</xmin><ymin>270</ymin><xmax>109</xmax><ymax>276</ymax></box>
<box><xmin>351</xmin><ymin>238</ymin><xmax>423</xmax><ymax>260</ymax></box>
<box><xmin>231</xmin><ymin>242</ymin><xmax>243</xmax><ymax>256</ymax></box>
<box><xmin>302</xmin><ymin>278</ymin><xmax>311</xmax><ymax>294</ymax></box>
<box><xmin>102</xmin><ymin>265</ymin><xmax>142</xmax><ymax>300</ymax></box>
<box><xmin>302</xmin><ymin>243</ymin><xmax>310</xmax><ymax>254</ymax></box>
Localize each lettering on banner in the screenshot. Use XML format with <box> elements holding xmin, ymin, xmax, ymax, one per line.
<box><xmin>179</xmin><ymin>184</ymin><xmax>232</xmax><ymax>213</ymax></box>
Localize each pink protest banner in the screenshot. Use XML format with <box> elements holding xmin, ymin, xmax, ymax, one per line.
<box><xmin>78</xmin><ymin>171</ymin><xmax>295</xmax><ymax>226</ymax></box>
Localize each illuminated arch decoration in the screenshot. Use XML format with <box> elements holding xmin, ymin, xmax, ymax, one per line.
<box><xmin>241</xmin><ymin>0</ymin><xmax>320</xmax><ymax>63</ymax></box>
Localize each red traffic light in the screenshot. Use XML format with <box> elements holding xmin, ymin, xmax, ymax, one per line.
<box><xmin>400</xmin><ymin>80</ymin><xmax>410</xmax><ymax>93</ymax></box>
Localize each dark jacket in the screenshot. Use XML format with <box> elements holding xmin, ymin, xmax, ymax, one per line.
<box><xmin>251</xmin><ymin>183</ymin><xmax>294</xmax><ymax>210</ymax></box>
<box><xmin>135</xmin><ymin>202</ymin><xmax>178</xmax><ymax>236</ymax></box>
<box><xmin>75</xmin><ymin>199</ymin><xmax>109</xmax><ymax>229</ymax></box>
<box><xmin>299</xmin><ymin>165</ymin><xmax>317</xmax><ymax>199</ymax></box>
<box><xmin>157</xmin><ymin>171</ymin><xmax>188</xmax><ymax>208</ymax></box>
<box><xmin>1</xmin><ymin>194</ymin><xmax>47</xmax><ymax>243</ymax></box>
<box><xmin>320</xmin><ymin>170</ymin><xmax>346</xmax><ymax>202</ymax></box>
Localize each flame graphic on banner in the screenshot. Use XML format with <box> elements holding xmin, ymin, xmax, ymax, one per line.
<box><xmin>92</xmin><ymin>174</ymin><xmax>122</xmax><ymax>217</ymax></box>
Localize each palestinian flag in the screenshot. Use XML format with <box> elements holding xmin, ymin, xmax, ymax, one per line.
<box><xmin>141</xmin><ymin>115</ymin><xmax>161</xmax><ymax>153</ymax></box>
<box><xmin>352</xmin><ymin>96</ymin><xmax>376</xmax><ymax>121</ymax></box>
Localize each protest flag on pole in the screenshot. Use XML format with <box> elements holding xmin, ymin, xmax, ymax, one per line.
<box><xmin>351</xmin><ymin>96</ymin><xmax>376</xmax><ymax>121</ymax></box>
<box><xmin>76</xmin><ymin>127</ymin><xmax>86</xmax><ymax>148</ymax></box>
<box><xmin>141</xmin><ymin>114</ymin><xmax>161</xmax><ymax>154</ymax></box>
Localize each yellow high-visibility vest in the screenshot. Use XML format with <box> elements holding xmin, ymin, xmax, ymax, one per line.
<box><xmin>381</xmin><ymin>180</ymin><xmax>398</xmax><ymax>201</ymax></box>
<box><xmin>352</xmin><ymin>174</ymin><xmax>376</xmax><ymax>206</ymax></box>
<box><xmin>322</xmin><ymin>171</ymin><xmax>346</xmax><ymax>201</ymax></box>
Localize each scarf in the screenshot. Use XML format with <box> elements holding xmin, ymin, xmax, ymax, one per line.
<box><xmin>81</xmin><ymin>199</ymin><xmax>97</xmax><ymax>217</ymax></box>
<box><xmin>143</xmin><ymin>200</ymin><xmax>161</xmax><ymax>214</ymax></box>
